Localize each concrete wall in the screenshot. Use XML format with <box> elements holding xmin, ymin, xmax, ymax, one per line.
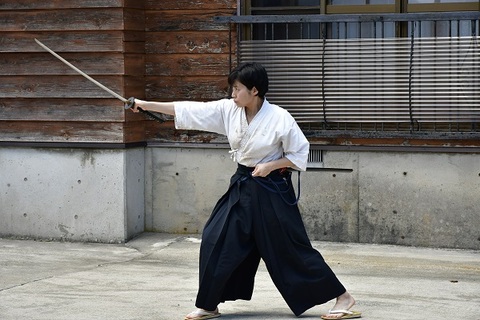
<box><xmin>146</xmin><ymin>146</ymin><xmax>480</xmax><ymax>250</ymax></box>
<box><xmin>144</xmin><ymin>146</ymin><xmax>236</xmax><ymax>234</ymax></box>
<box><xmin>0</xmin><ymin>147</ymin><xmax>144</xmax><ymax>243</ymax></box>
<box><xmin>2</xmin><ymin>145</ymin><xmax>478</xmax><ymax>249</ymax></box>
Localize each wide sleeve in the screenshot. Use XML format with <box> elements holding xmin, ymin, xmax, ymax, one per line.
<box><xmin>174</xmin><ymin>99</ymin><xmax>231</xmax><ymax>135</ymax></box>
<box><xmin>283</xmin><ymin>121</ymin><xmax>310</xmax><ymax>171</ymax></box>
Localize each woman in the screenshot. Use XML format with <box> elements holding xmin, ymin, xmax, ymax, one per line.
<box><xmin>130</xmin><ymin>62</ymin><xmax>361</xmax><ymax>320</ymax></box>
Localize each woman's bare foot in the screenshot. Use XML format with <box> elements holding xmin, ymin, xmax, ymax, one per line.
<box><xmin>331</xmin><ymin>291</ymin><xmax>355</xmax><ymax>311</ymax></box>
<box><xmin>321</xmin><ymin>291</ymin><xmax>360</xmax><ymax>319</ymax></box>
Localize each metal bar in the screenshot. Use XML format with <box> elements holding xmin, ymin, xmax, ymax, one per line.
<box><xmin>214</xmin><ymin>12</ymin><xmax>480</xmax><ymax>24</ymax></box>
<box><xmin>408</xmin><ymin>21</ymin><xmax>416</xmax><ymax>131</ymax></box>
<box><xmin>321</xmin><ymin>24</ymin><xmax>327</xmax><ymax>125</ymax></box>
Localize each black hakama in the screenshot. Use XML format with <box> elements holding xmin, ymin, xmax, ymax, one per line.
<box><xmin>195</xmin><ymin>164</ymin><xmax>346</xmax><ymax>316</ymax></box>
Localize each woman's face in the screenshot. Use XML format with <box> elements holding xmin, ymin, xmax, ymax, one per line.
<box><xmin>231</xmin><ymin>80</ymin><xmax>258</xmax><ymax>108</ymax></box>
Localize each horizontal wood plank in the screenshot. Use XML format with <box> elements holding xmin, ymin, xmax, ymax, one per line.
<box><xmin>0</xmin><ymin>75</ymin><xmax>124</xmax><ymax>98</ymax></box>
<box><xmin>146</xmin><ymin>53</ymin><xmax>231</xmax><ymax>76</ymax></box>
<box><xmin>0</xmin><ymin>53</ymin><xmax>125</xmax><ymax>76</ymax></box>
<box><xmin>123</xmin><ymin>0</ymin><xmax>145</xmax><ymax>10</ymax></box>
<box><xmin>0</xmin><ymin>32</ymin><xmax>124</xmax><ymax>53</ymax></box>
<box><xmin>0</xmin><ymin>0</ymin><xmax>125</xmax><ymax>10</ymax></box>
<box><xmin>125</xmin><ymin>54</ymin><xmax>145</xmax><ymax>76</ymax></box>
<box><xmin>123</xmin><ymin>41</ymin><xmax>146</xmax><ymax>54</ymax></box>
<box><xmin>146</xmin><ymin>0</ymin><xmax>236</xmax><ymax>11</ymax></box>
<box><xmin>123</xmin><ymin>119</ymin><xmax>147</xmax><ymax>143</ymax></box>
<box><xmin>123</xmin><ymin>8</ymin><xmax>146</xmax><ymax>32</ymax></box>
<box><xmin>124</xmin><ymin>30</ymin><xmax>146</xmax><ymax>43</ymax></box>
<box><xmin>145</xmin><ymin>76</ymin><xmax>229</xmax><ymax>101</ymax></box>
<box><xmin>124</xmin><ymin>75</ymin><xmax>146</xmax><ymax>99</ymax></box>
<box><xmin>0</xmin><ymin>9</ymin><xmax>124</xmax><ymax>32</ymax></box>
<box><xmin>146</xmin><ymin>10</ymin><xmax>232</xmax><ymax>32</ymax></box>
<box><xmin>145</xmin><ymin>31</ymin><xmax>234</xmax><ymax>54</ymax></box>
<box><xmin>0</xmin><ymin>121</ymin><xmax>124</xmax><ymax>143</ymax></box>
<box><xmin>0</xmin><ymin>98</ymin><xmax>125</xmax><ymax>122</ymax></box>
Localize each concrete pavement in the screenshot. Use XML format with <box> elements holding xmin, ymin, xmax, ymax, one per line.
<box><xmin>0</xmin><ymin>232</ymin><xmax>479</xmax><ymax>320</ymax></box>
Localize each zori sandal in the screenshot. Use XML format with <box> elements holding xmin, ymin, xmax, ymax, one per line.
<box><xmin>184</xmin><ymin>308</ymin><xmax>221</xmax><ymax>320</ymax></box>
<box><xmin>321</xmin><ymin>309</ymin><xmax>362</xmax><ymax>319</ymax></box>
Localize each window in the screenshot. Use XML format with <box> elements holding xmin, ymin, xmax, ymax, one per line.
<box><xmin>410</xmin><ymin>0</ymin><xmax>475</xmax><ymax>3</ymax></box>
<box><xmin>248</xmin><ymin>0</ymin><xmax>321</xmax><ymax>40</ymax></box>
<box><xmin>232</xmin><ymin>1</ymin><xmax>480</xmax><ymax>132</ymax></box>
<box><xmin>329</xmin><ymin>0</ymin><xmax>395</xmax><ymax>4</ymax></box>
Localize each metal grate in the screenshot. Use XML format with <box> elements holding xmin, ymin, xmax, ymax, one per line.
<box><xmin>307</xmin><ymin>148</ymin><xmax>323</xmax><ymax>168</ymax></box>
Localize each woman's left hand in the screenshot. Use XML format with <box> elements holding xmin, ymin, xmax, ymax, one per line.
<box><xmin>252</xmin><ymin>163</ymin><xmax>273</xmax><ymax>177</ymax></box>
<box><xmin>252</xmin><ymin>158</ymin><xmax>294</xmax><ymax>177</ymax></box>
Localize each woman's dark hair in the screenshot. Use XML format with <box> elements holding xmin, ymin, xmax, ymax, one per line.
<box><xmin>228</xmin><ymin>62</ymin><xmax>269</xmax><ymax>98</ymax></box>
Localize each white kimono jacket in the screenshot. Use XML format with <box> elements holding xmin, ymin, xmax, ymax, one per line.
<box><xmin>174</xmin><ymin>98</ymin><xmax>309</xmax><ymax>171</ymax></box>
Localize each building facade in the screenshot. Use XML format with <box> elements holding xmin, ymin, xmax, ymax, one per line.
<box><xmin>0</xmin><ymin>0</ymin><xmax>479</xmax><ymax>248</ymax></box>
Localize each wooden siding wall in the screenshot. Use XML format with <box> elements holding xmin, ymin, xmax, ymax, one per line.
<box><xmin>0</xmin><ymin>0</ymin><xmax>237</xmax><ymax>145</ymax></box>
<box><xmin>143</xmin><ymin>0</ymin><xmax>237</xmax><ymax>141</ymax></box>
<box><xmin>0</xmin><ymin>0</ymin><xmax>146</xmax><ymax>145</ymax></box>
